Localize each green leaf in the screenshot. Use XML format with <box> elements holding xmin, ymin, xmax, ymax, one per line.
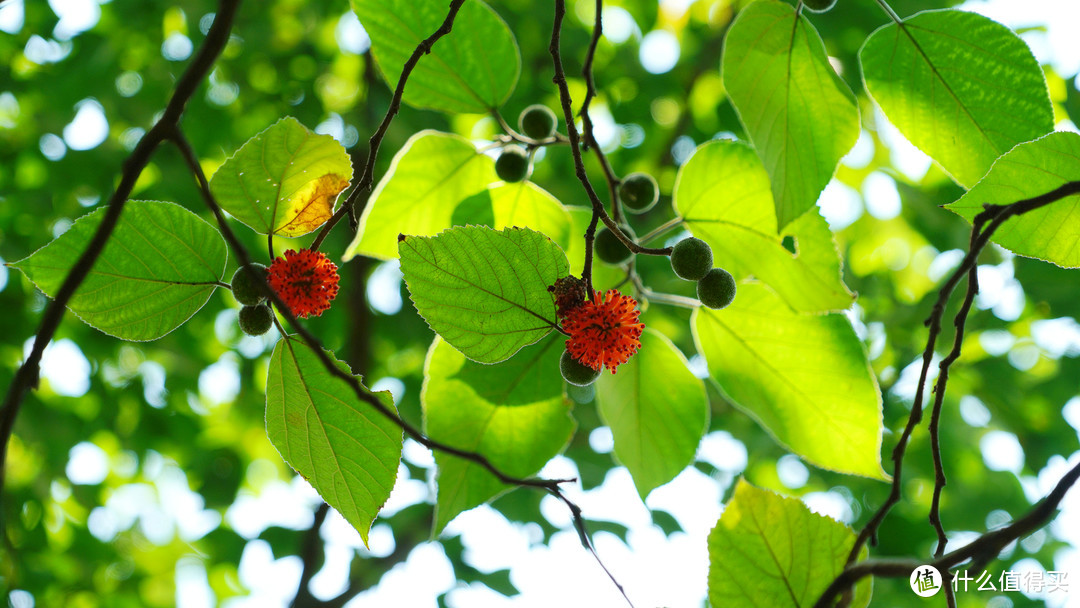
<box><xmin>351</xmin><ymin>0</ymin><xmax>520</xmax><ymax>114</ymax></box>
<box><xmin>595</xmin><ymin>329</ymin><xmax>708</xmax><ymax>500</ymax></box>
<box><xmin>488</xmin><ymin>182</ymin><xmax>573</xmax><ymax>253</ymax></box>
<box><xmin>693</xmin><ymin>283</ymin><xmax>886</xmax><ymax>479</ymax></box>
<box><xmin>423</xmin><ymin>335</ymin><xmax>574</xmax><ymax>533</ymax></box>
<box><xmin>11</xmin><ymin>201</ymin><xmax>227</xmax><ymax>341</ymax></box>
<box><xmin>209</xmin><ymin>117</ymin><xmax>353</xmax><ymax>237</ymax></box>
<box><xmin>722</xmin><ymin>0</ymin><xmax>859</xmax><ymax>230</ymax></box>
<box><xmin>946</xmin><ymin>131</ymin><xmax>1080</xmax><ymax>268</ymax></box>
<box><xmin>860</xmin><ymin>9</ymin><xmax>1053</xmax><ymax>188</ymax></box>
<box><xmin>708</xmin><ymin>480</ymin><xmax>871</xmax><ymax>608</ymax></box>
<box><xmin>345</xmin><ymin>131</ymin><xmax>496</xmax><ymax>261</ymax></box>
<box><xmin>675</xmin><ymin>140</ymin><xmax>853</xmax><ymax>313</ymax></box>
<box><xmin>399</xmin><ymin>225</ymin><xmax>568</xmax><ymax>364</ymax></box>
<box><xmin>265</xmin><ymin>338</ymin><xmax>403</xmax><ymax>545</ymax></box>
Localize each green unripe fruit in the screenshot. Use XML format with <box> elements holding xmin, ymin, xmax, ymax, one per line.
<box><xmin>697</xmin><ymin>268</ymin><xmax>737</xmax><ymax>310</ymax></box>
<box><xmin>238</xmin><ymin>304</ymin><xmax>274</xmax><ymax>336</ymax></box>
<box><xmin>617</xmin><ymin>172</ymin><xmax>659</xmax><ymax>214</ymax></box>
<box><xmin>560</xmin><ymin>351</ymin><xmax>601</xmax><ymax>387</ymax></box>
<box><xmin>802</xmin><ymin>0</ymin><xmax>836</xmax><ymax>12</ymax></box>
<box><xmin>495</xmin><ymin>146</ymin><xmax>530</xmax><ymax>183</ymax></box>
<box><xmin>231</xmin><ymin>263</ymin><xmax>268</xmax><ymax>306</ymax></box>
<box><xmin>594</xmin><ymin>224</ymin><xmax>635</xmax><ymax>265</ymax></box>
<box><xmin>670</xmin><ymin>237</ymin><xmax>713</xmax><ymax>281</ymax></box>
<box><xmin>519</xmin><ymin>104</ymin><xmax>557</xmax><ymax>140</ymax></box>
<box><xmin>566</xmin><ymin>382</ymin><xmax>596</xmax><ymax>404</ymax></box>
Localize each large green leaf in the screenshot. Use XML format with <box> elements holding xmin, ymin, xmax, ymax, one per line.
<box><xmin>860</xmin><ymin>9</ymin><xmax>1053</xmax><ymax>188</ymax></box>
<box><xmin>595</xmin><ymin>329</ymin><xmax>708</xmax><ymax>500</ymax></box>
<box><xmin>209</xmin><ymin>117</ymin><xmax>353</xmax><ymax>237</ymax></box>
<box><xmin>11</xmin><ymin>201</ymin><xmax>227</xmax><ymax>341</ymax></box>
<box><xmin>344</xmin><ymin>131</ymin><xmax>496</xmax><ymax>261</ymax></box>
<box><xmin>399</xmin><ymin>226</ymin><xmax>568</xmax><ymax>364</ymax></box>
<box><xmin>488</xmin><ymin>181</ymin><xmax>573</xmax><ymax>253</ymax></box>
<box><xmin>265</xmin><ymin>338</ymin><xmax>403</xmax><ymax>545</ymax></box>
<box><xmin>351</xmin><ymin>0</ymin><xmax>520</xmax><ymax>114</ymax></box>
<box><xmin>693</xmin><ymin>283</ymin><xmax>886</xmax><ymax>479</ymax></box>
<box><xmin>946</xmin><ymin>131</ymin><xmax>1080</xmax><ymax>268</ymax></box>
<box><xmin>722</xmin><ymin>0</ymin><xmax>859</xmax><ymax>230</ymax></box>
<box><xmin>675</xmin><ymin>140</ymin><xmax>853</xmax><ymax>313</ymax></box>
<box><xmin>423</xmin><ymin>335</ymin><xmax>574</xmax><ymax>533</ymax></box>
<box><xmin>708</xmin><ymin>480</ymin><xmax>871</xmax><ymax>608</ymax></box>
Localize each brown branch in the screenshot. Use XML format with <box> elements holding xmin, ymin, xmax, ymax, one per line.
<box><xmin>829</xmin><ymin>180</ymin><xmax>1080</xmax><ymax>602</ymax></box>
<box><xmin>549</xmin><ymin>0</ymin><xmax>669</xmax><ymax>304</ymax></box>
<box><xmin>577</xmin><ymin>0</ymin><xmax>623</xmax><ymax>225</ymax></box>
<box><xmin>0</xmin><ymin>0</ymin><xmax>242</xmax><ymax>505</ymax></box>
<box><xmin>816</xmin><ymin>456</ymin><xmax>1080</xmax><ymax>608</ymax></box>
<box><xmin>927</xmin><ymin>223</ymin><xmax>983</xmax><ymax>557</ymax></box>
<box><xmin>310</xmin><ymin>0</ymin><xmax>467</xmax><ymax>253</ymax></box>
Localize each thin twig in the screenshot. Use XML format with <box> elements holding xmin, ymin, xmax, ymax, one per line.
<box><xmin>816</xmin><ymin>456</ymin><xmax>1080</xmax><ymax>607</ymax></box>
<box><xmin>828</xmin><ymin>181</ymin><xmax>1080</xmax><ymax>605</ymax></box>
<box><xmin>847</xmin><ymin>181</ymin><xmax>1080</xmax><ymax>566</ymax></box>
<box><xmin>0</xmin><ymin>0</ymin><xmax>242</xmax><ymax>504</ymax></box>
<box><xmin>310</xmin><ymin>0</ymin><xmax>468</xmax><ymax>253</ymax></box>
<box><xmin>578</xmin><ymin>0</ymin><xmax>623</xmax><ymax>225</ymax></box>
<box><xmin>548</xmin><ymin>487</ymin><xmax>637</xmax><ymax>607</ymax></box>
<box><xmin>549</xmin><ymin>0</ymin><xmax>669</xmax><ymax>303</ymax></box>
<box><xmin>927</xmin><ymin>221</ymin><xmax>983</xmax><ymax>557</ymax></box>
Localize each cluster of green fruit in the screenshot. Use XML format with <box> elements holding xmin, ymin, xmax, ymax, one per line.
<box><xmin>231</xmin><ymin>263</ymin><xmax>274</xmax><ymax>336</ymax></box>
<box><xmin>494</xmin><ymin>105</ymin><xmax>559</xmax><ymax>183</ymax></box>
<box><xmin>670</xmin><ymin>237</ymin><xmax>736</xmax><ymax>310</ymax></box>
<box><xmin>590</xmin><ymin>171</ymin><xmax>735</xmax><ymax>310</ymax></box>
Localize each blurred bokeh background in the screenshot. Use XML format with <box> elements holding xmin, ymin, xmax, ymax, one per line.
<box><xmin>2</xmin><ymin>0</ymin><xmax>1080</xmax><ymax>606</ymax></box>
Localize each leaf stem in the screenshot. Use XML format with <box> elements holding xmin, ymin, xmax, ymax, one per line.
<box><xmin>638</xmin><ymin>217</ymin><xmax>685</xmax><ymax>244</ymax></box>
<box><xmin>631</xmin><ymin>274</ymin><xmax>699</xmax><ymax>309</ymax></box>
<box><xmin>873</xmin><ymin>0</ymin><xmax>903</xmax><ymax>24</ymax></box>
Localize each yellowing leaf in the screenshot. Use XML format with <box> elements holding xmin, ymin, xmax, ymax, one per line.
<box><xmin>278</xmin><ymin>172</ymin><xmax>351</xmax><ymax>236</ymax></box>
<box><xmin>210</xmin><ymin>117</ymin><xmax>354</xmax><ymax>237</ymax></box>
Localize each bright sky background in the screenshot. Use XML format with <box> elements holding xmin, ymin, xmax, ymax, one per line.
<box><xmin>7</xmin><ymin>0</ymin><xmax>1080</xmax><ymax>606</ymax></box>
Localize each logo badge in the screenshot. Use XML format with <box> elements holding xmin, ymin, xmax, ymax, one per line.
<box><xmin>910</xmin><ymin>565</ymin><xmax>943</xmax><ymax>597</ymax></box>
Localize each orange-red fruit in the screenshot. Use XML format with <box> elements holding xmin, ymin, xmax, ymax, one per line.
<box><xmin>267</xmin><ymin>249</ymin><xmax>340</xmax><ymax>319</ymax></box>
<box><xmin>562</xmin><ymin>289</ymin><xmax>644</xmax><ymax>374</ymax></box>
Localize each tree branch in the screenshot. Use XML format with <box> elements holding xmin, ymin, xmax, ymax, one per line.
<box><xmin>830</xmin><ymin>180</ymin><xmax>1080</xmax><ymax>602</ymax></box>
<box><xmin>816</xmin><ymin>455</ymin><xmax>1080</xmax><ymax>608</ymax></box>
<box><xmin>549</xmin><ymin>0</ymin><xmax>669</xmax><ymax>304</ymax></box>
<box><xmin>0</xmin><ymin>0</ymin><xmax>242</xmax><ymax>506</ymax></box>
<box><xmin>310</xmin><ymin>0</ymin><xmax>467</xmax><ymax>253</ymax></box>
